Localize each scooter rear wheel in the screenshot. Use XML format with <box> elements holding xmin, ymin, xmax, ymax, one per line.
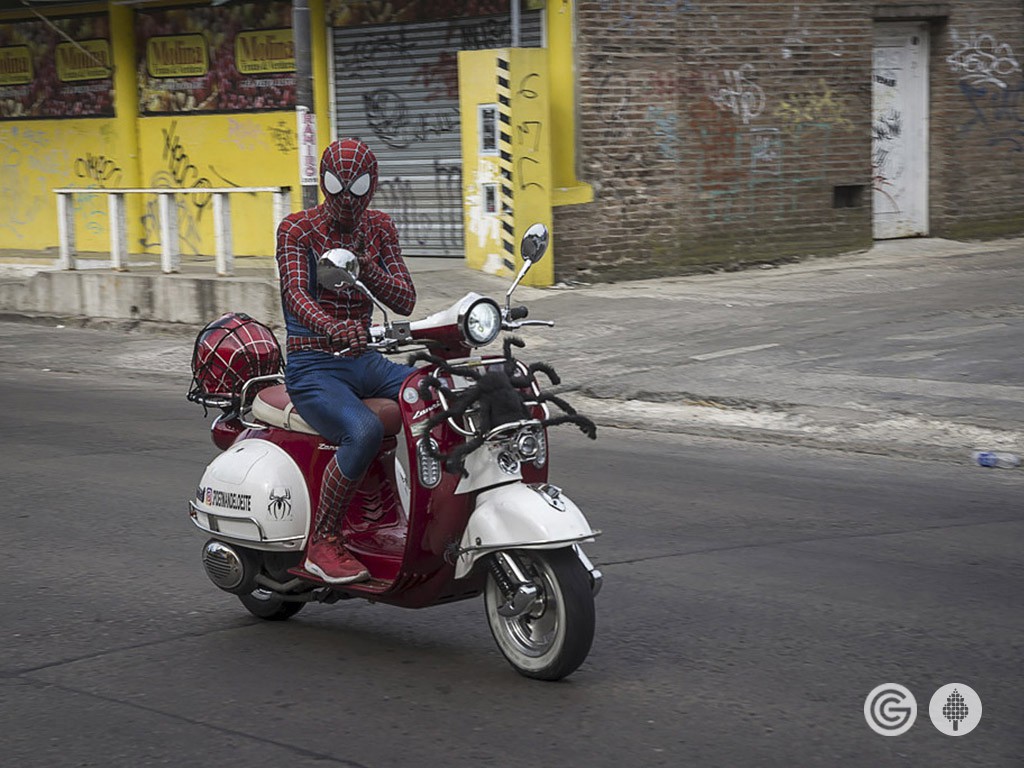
<box><xmin>239</xmin><ymin>588</ymin><xmax>306</xmax><ymax>621</ymax></box>
<box><xmin>484</xmin><ymin>547</ymin><xmax>595</xmax><ymax>681</ymax></box>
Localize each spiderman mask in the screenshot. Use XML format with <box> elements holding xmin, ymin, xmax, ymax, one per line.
<box><xmin>320</xmin><ymin>138</ymin><xmax>378</xmax><ymax>231</ymax></box>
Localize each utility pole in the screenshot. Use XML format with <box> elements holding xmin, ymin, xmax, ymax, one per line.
<box><xmin>293</xmin><ymin>0</ymin><xmax>318</xmax><ymax>209</ymax></box>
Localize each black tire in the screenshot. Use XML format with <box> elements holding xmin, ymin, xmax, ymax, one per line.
<box><xmin>238</xmin><ymin>588</ymin><xmax>306</xmax><ymax>621</ymax></box>
<box><xmin>484</xmin><ymin>548</ymin><xmax>595</xmax><ymax>681</ymax></box>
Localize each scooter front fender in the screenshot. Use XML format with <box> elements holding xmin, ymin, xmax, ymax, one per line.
<box><xmin>454</xmin><ymin>483</ymin><xmax>599</xmax><ymax>579</ymax></box>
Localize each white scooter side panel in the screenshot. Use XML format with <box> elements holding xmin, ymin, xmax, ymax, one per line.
<box><xmin>454</xmin><ymin>483</ymin><xmax>598</xmax><ymax>578</ymax></box>
<box><xmin>191</xmin><ymin>440</ymin><xmax>310</xmax><ymax>551</ymax></box>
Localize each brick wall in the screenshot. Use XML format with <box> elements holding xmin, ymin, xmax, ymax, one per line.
<box><xmin>929</xmin><ymin>2</ymin><xmax>1024</xmax><ymax>239</ymax></box>
<box><xmin>554</xmin><ymin>0</ymin><xmax>1024</xmax><ymax>281</ymax></box>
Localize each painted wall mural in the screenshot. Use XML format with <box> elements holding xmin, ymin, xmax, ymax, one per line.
<box><xmin>0</xmin><ymin>14</ymin><xmax>113</xmax><ymax>119</ymax></box>
<box><xmin>135</xmin><ymin>2</ymin><xmax>295</xmax><ymax>114</ymax></box>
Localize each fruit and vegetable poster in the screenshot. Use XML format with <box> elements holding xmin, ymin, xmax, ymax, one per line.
<box><xmin>0</xmin><ymin>14</ymin><xmax>114</xmax><ymax>119</ymax></box>
<box><xmin>136</xmin><ymin>2</ymin><xmax>295</xmax><ymax>114</ymax></box>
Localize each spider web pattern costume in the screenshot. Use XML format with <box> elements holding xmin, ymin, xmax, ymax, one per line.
<box><xmin>276</xmin><ymin>139</ymin><xmax>415</xmax><ymax>355</ymax></box>
<box><xmin>275</xmin><ymin>138</ymin><xmax>416</xmax><ymax>584</ymax></box>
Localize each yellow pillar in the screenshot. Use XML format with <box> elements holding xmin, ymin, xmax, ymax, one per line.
<box><xmin>546</xmin><ymin>0</ymin><xmax>592</xmax><ymax>206</ymax></box>
<box><xmin>109</xmin><ymin>1</ymin><xmax>144</xmax><ymax>256</ymax></box>
<box><xmin>459</xmin><ymin>48</ymin><xmax>554</xmax><ymax>287</ymax></box>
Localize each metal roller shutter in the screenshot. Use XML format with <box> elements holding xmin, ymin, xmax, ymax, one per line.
<box><xmin>332</xmin><ymin>13</ymin><xmax>542</xmax><ymax>257</ymax></box>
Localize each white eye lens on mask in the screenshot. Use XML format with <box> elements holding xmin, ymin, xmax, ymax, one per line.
<box><xmin>348</xmin><ymin>173</ymin><xmax>371</xmax><ymax>197</ymax></box>
<box><xmin>323</xmin><ymin>171</ymin><xmax>343</xmax><ymax>195</ymax></box>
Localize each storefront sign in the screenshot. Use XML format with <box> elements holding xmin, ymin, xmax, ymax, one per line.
<box><xmin>297</xmin><ymin>106</ymin><xmax>318</xmax><ymax>184</ymax></box>
<box><xmin>137</xmin><ymin>2</ymin><xmax>295</xmax><ymax>114</ymax></box>
<box><xmin>147</xmin><ymin>35</ymin><xmax>209</xmax><ymax>78</ymax></box>
<box><xmin>235</xmin><ymin>29</ymin><xmax>294</xmax><ymax>74</ymax></box>
<box><xmin>0</xmin><ymin>45</ymin><xmax>32</xmax><ymax>86</ymax></box>
<box><xmin>56</xmin><ymin>40</ymin><xmax>112</xmax><ymax>82</ymax></box>
<box><xmin>0</xmin><ymin>15</ymin><xmax>113</xmax><ymax>118</ymax></box>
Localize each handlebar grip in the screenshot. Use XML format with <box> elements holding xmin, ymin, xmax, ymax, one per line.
<box><xmin>509</xmin><ymin>305</ymin><xmax>529</xmax><ymax>321</ymax></box>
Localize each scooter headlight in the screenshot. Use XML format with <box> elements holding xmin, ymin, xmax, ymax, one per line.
<box><xmin>461</xmin><ymin>298</ymin><xmax>502</xmax><ymax>347</ymax></box>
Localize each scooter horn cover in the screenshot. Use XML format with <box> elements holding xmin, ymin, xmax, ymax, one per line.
<box><xmin>188</xmin><ymin>312</ymin><xmax>282</xmax><ymax>408</ymax></box>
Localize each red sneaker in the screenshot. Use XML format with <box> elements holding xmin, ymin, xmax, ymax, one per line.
<box><xmin>304</xmin><ymin>538</ymin><xmax>370</xmax><ymax>584</ymax></box>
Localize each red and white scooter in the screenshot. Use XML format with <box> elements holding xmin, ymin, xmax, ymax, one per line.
<box><xmin>187</xmin><ymin>224</ymin><xmax>602</xmax><ymax>680</ymax></box>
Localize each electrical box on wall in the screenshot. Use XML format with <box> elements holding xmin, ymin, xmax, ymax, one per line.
<box><xmin>458</xmin><ymin>48</ymin><xmax>554</xmax><ymax>287</ymax></box>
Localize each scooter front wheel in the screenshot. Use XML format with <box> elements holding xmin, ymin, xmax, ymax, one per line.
<box><xmin>484</xmin><ymin>548</ymin><xmax>595</xmax><ymax>681</ymax></box>
<box><xmin>239</xmin><ymin>588</ymin><xmax>306</xmax><ymax>621</ymax></box>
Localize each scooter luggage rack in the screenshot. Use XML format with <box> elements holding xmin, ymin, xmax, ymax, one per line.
<box><xmin>238</xmin><ymin>373</ymin><xmax>286</xmax><ymax>429</ymax></box>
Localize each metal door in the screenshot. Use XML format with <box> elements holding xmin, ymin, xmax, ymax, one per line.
<box><xmin>872</xmin><ymin>22</ymin><xmax>929</xmax><ymax>239</ymax></box>
<box><xmin>332</xmin><ymin>14</ymin><xmax>542</xmax><ymax>257</ymax></box>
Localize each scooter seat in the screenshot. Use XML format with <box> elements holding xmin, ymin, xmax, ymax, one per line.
<box><xmin>252</xmin><ymin>384</ymin><xmax>402</xmax><ymax>437</ymax></box>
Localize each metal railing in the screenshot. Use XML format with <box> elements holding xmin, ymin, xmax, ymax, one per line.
<box><xmin>53</xmin><ymin>186</ymin><xmax>292</xmax><ymax>276</ymax></box>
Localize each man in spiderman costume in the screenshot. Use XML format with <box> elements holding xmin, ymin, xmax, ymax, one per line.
<box><xmin>276</xmin><ymin>138</ymin><xmax>416</xmax><ymax>584</ymax></box>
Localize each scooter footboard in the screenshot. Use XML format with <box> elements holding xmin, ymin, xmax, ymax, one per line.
<box><xmin>454</xmin><ymin>483</ymin><xmax>599</xmax><ymax>579</ymax></box>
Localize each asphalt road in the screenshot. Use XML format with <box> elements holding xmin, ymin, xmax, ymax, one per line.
<box><xmin>1</xmin><ymin>323</ymin><xmax>1022</xmax><ymax>767</ymax></box>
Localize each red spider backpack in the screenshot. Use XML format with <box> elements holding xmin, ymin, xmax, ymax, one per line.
<box><xmin>188</xmin><ymin>312</ymin><xmax>282</xmax><ymax>408</ymax></box>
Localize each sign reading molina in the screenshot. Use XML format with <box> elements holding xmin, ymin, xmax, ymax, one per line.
<box><xmin>234</xmin><ymin>28</ymin><xmax>294</xmax><ymax>74</ymax></box>
<box><xmin>147</xmin><ymin>34</ymin><xmax>209</xmax><ymax>78</ymax></box>
<box><xmin>0</xmin><ymin>45</ymin><xmax>32</xmax><ymax>86</ymax></box>
<box><xmin>56</xmin><ymin>40</ymin><xmax>111</xmax><ymax>81</ymax></box>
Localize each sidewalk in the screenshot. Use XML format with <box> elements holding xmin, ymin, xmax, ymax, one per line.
<box><xmin>2</xmin><ymin>237</ymin><xmax>1024</xmax><ymax>463</ymax></box>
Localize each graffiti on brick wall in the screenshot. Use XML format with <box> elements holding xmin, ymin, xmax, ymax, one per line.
<box><xmin>773</xmin><ymin>79</ymin><xmax>852</xmax><ymax>135</ymax></box>
<box><xmin>947</xmin><ymin>30</ymin><xmax>1020</xmax><ymax>89</ymax></box>
<box><xmin>706</xmin><ymin>64</ymin><xmax>765</xmax><ymax>125</ymax></box>
<box><xmin>646</xmin><ymin>106</ymin><xmax>681</xmax><ymax>161</ymax></box>
<box><xmin>594</xmin><ymin>0</ymin><xmax>695</xmax><ymax>37</ymax></box>
<box><xmin>957</xmin><ymin>76</ymin><xmax>1024</xmax><ymax>152</ymax></box>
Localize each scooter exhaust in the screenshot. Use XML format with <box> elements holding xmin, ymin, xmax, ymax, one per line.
<box><xmin>202</xmin><ymin>539</ymin><xmax>259</xmax><ymax>595</ymax></box>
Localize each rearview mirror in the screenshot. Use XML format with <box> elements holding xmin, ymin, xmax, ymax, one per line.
<box><xmin>505</xmin><ymin>223</ymin><xmax>550</xmax><ymax>312</ymax></box>
<box><xmin>317</xmin><ymin>248</ymin><xmax>359</xmax><ymax>290</ymax></box>
<box><xmin>520</xmin><ymin>223</ymin><xmax>549</xmax><ymax>264</ymax></box>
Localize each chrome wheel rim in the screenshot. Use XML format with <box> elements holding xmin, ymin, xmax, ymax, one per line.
<box><xmin>494</xmin><ymin>555</ymin><xmax>560</xmax><ymax>658</ymax></box>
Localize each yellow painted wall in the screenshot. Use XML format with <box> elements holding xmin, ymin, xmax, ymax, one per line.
<box><xmin>0</xmin><ymin>119</ymin><xmax>125</xmax><ymax>253</ymax></box>
<box><xmin>458</xmin><ymin>48</ymin><xmax>553</xmax><ymax>287</ymax></box>
<box><xmin>136</xmin><ymin>113</ymin><xmax>299</xmax><ymax>257</ymax></box>
<box><xmin>0</xmin><ymin>113</ymin><xmax>300</xmax><ymax>256</ymax></box>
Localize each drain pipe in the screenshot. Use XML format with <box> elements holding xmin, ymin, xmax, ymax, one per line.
<box><xmin>511</xmin><ymin>0</ymin><xmax>520</xmax><ymax>47</ymax></box>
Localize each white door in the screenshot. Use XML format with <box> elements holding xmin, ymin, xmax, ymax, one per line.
<box><xmin>872</xmin><ymin>23</ymin><xmax>929</xmax><ymax>239</ymax></box>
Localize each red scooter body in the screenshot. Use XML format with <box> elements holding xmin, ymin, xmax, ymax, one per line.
<box><xmin>191</xmin><ymin>225</ymin><xmax>602</xmax><ymax>680</ymax></box>
<box><xmin>210</xmin><ymin>360</ymin><xmax>549</xmax><ymax>609</ymax></box>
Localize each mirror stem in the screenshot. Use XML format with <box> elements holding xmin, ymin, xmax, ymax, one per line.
<box><xmin>356</xmin><ymin>280</ymin><xmax>391</xmax><ymax>326</ymax></box>
<box><xmin>505</xmin><ymin>261</ymin><xmax>532</xmax><ymax>313</ymax></box>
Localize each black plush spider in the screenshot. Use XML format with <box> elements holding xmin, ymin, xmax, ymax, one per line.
<box><xmin>408</xmin><ymin>337</ymin><xmax>597</xmax><ymax>476</ymax></box>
